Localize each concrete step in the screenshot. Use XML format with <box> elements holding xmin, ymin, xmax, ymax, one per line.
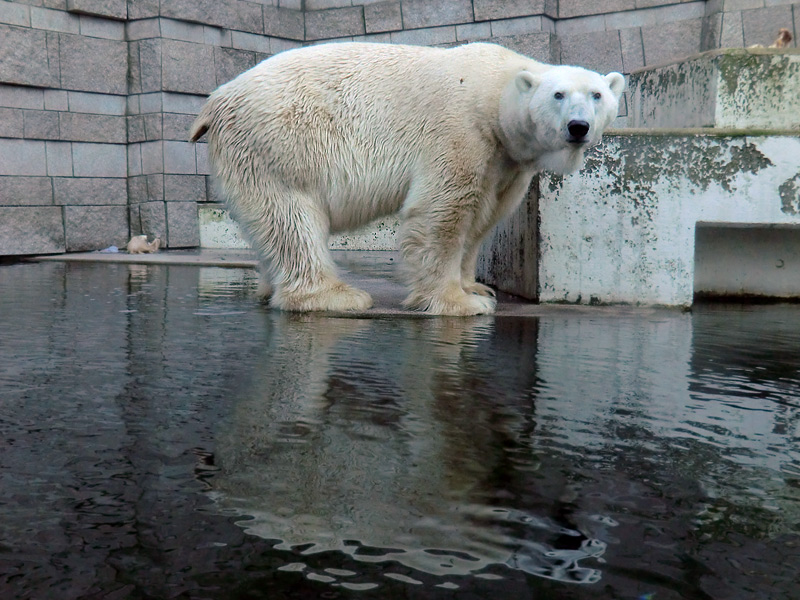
<box><xmin>481</xmin><ymin>129</ymin><xmax>800</xmax><ymax>306</ymax></box>
<box><xmin>627</xmin><ymin>48</ymin><xmax>800</xmax><ymax>130</ymax></box>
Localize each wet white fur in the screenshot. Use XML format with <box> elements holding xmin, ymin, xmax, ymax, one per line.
<box><xmin>190</xmin><ymin>42</ymin><xmax>624</xmax><ymax>315</ymax></box>
<box><xmin>127</xmin><ymin>235</ymin><xmax>160</xmax><ymax>254</ymax></box>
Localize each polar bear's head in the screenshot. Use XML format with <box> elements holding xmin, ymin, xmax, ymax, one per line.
<box><xmin>499</xmin><ymin>65</ymin><xmax>625</xmax><ymax>173</ymax></box>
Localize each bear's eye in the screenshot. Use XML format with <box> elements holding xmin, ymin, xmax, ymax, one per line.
<box><xmin>554</xmin><ymin>92</ymin><xmax>564</xmax><ymax>100</ymax></box>
<box><xmin>592</xmin><ymin>92</ymin><xmax>602</xmax><ymax>100</ymax></box>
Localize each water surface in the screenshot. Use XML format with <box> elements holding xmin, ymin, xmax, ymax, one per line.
<box><xmin>1</xmin><ymin>261</ymin><xmax>798</xmax><ymax>599</ymax></box>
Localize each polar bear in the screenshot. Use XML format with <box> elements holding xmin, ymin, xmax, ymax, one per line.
<box><xmin>190</xmin><ymin>42</ymin><xmax>624</xmax><ymax>315</ymax></box>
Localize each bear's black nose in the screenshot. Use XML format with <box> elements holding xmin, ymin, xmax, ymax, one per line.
<box><xmin>567</xmin><ymin>120</ymin><xmax>590</xmax><ymax>140</ymax></box>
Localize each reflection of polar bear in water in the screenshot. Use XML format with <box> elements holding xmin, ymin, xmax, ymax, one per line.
<box><xmin>207</xmin><ymin>314</ymin><xmax>607</xmax><ymax>585</ymax></box>
<box><xmin>191</xmin><ymin>42</ymin><xmax>624</xmax><ymax>316</ymax></box>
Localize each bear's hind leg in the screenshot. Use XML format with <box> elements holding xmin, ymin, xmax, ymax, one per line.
<box><xmin>245</xmin><ymin>191</ymin><xmax>372</xmax><ymax>313</ymax></box>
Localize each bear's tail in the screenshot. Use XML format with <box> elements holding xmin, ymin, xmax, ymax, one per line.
<box><xmin>189</xmin><ymin>100</ymin><xmax>215</xmax><ymax>142</ymax></box>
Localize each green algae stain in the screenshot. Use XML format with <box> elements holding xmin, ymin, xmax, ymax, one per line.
<box><xmin>201</xmin><ymin>209</ymin><xmax>231</xmax><ymax>223</ymax></box>
<box><xmin>779</xmin><ymin>174</ymin><xmax>800</xmax><ymax>215</ymax></box>
<box><xmin>606</xmin><ymin>136</ymin><xmax>774</xmax><ymax>195</ymax></box>
<box><xmin>718</xmin><ymin>52</ymin><xmax>791</xmax><ymax>98</ymax></box>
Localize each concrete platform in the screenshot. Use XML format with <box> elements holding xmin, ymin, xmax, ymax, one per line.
<box><xmin>27</xmin><ymin>249</ymin><xmax>678</xmax><ymax>318</ymax></box>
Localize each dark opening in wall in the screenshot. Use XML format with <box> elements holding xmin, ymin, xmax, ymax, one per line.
<box><xmin>694</xmin><ymin>223</ymin><xmax>800</xmax><ymax>302</ymax></box>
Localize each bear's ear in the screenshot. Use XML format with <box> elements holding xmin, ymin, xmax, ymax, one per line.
<box><xmin>514</xmin><ymin>71</ymin><xmax>538</xmax><ymax>94</ymax></box>
<box><xmin>605</xmin><ymin>72</ymin><xmax>626</xmax><ymax>98</ymax></box>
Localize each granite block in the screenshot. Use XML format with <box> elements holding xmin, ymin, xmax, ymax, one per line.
<box><xmin>66</xmin><ymin>0</ymin><xmax>127</xmax><ymax>20</ymax></box>
<box><xmin>270</xmin><ymin>37</ymin><xmax>302</xmax><ymax>53</ymax></box>
<box><xmin>126</xmin><ymin>17</ymin><xmax>159</xmax><ymax>40</ymax></box>
<box><xmin>59</xmin><ymin>32</ymin><xmax>127</xmax><ymax>94</ymax></box>
<box><xmin>306</xmin><ymin>0</ymin><xmax>350</xmax><ymax>9</ymax></box>
<box><xmin>490</xmin><ymin>15</ymin><xmax>543</xmax><ymax>37</ymax></box>
<box><xmin>159</xmin><ymin>17</ymin><xmax>205</xmax><ymax>43</ymax></box>
<box><xmin>559</xmin><ymin>0</ymin><xmax>636</xmax><ymax>18</ymax></box>
<box><xmin>400</xmin><ymin>0</ymin><xmax>472</xmax><ymax>29</ymax></box>
<box><xmin>164</xmin><ymin>174</ymin><xmax>207</xmax><ymax>202</ymax></box>
<box><xmin>305</xmin><ymin>6</ymin><xmax>365</xmax><ymax>40</ymax></box>
<box><xmin>30</xmin><ymin>6</ymin><xmax>80</xmax><ymax>33</ymax></box>
<box><xmin>54</xmin><ymin>176</ymin><xmax>127</xmax><ymax>204</ymax></box>
<box><xmin>215</xmin><ymin>46</ymin><xmax>256</xmax><ymax>86</ymax></box>
<box><xmin>494</xmin><ymin>32</ymin><xmax>557</xmax><ymax>63</ymax></box>
<box><xmin>0</xmin><ymin>25</ymin><xmax>61</xmax><ymax>88</ymax></box>
<box><xmin>127</xmin><ymin>0</ymin><xmax>158</xmax><ymax>19</ymax></box>
<box><xmin>0</xmin><ymin>1</ymin><xmax>31</xmax><ymax>27</ymax></box>
<box><xmin>456</xmin><ymin>21</ymin><xmax>491</xmax><ymax>41</ymax></box>
<box><xmin>0</xmin><ymin>84</ymin><xmax>44</xmax><ymax>110</ymax></box>
<box><xmin>146</xmin><ymin>173</ymin><xmax>164</xmax><ymax>201</ymax></box>
<box><xmin>720</xmin><ymin>10</ymin><xmax>744</xmax><ymax>47</ymax></box>
<box><xmin>195</xmin><ymin>142</ymin><xmax>209</xmax><ymax>175</ymax></box>
<box><xmin>127</xmin><ymin>40</ymin><xmax>142</xmax><ymax>94</ymax></box>
<box><xmin>44</xmin><ymin>89</ymin><xmax>69</xmax><ymax>111</ymax></box>
<box><xmin>0</xmin><ymin>176</ymin><xmax>54</xmax><ymax>206</ymax></box>
<box><xmin>143</xmin><ymin>113</ymin><xmax>163</xmax><ymax>140</ymax></box>
<box><xmin>0</xmin><ymin>107</ymin><xmax>24</xmax><ymax>137</ymax></box>
<box><xmin>230</xmin><ymin>30</ymin><xmax>271</xmax><ymax>53</ymax></box>
<box><xmin>390</xmin><ymin>25</ymin><xmax>456</xmax><ymax>45</ymax></box>
<box><xmin>59</xmin><ymin>112</ymin><xmax>126</xmax><ymax>143</ymax></box>
<box><xmin>127</xmin><ymin>175</ymin><xmax>147</xmax><ymax>204</ymax></box>
<box><xmin>365</xmin><ymin>1</ymin><xmax>402</xmax><ymax>33</ymax></box>
<box><xmin>263</xmin><ymin>5</ymin><xmax>304</xmax><ymax>39</ymax></box>
<box><xmin>78</xmin><ymin>14</ymin><xmax>125</xmax><ymax>40</ymax></box>
<box><xmin>162</xmin><ymin>92</ymin><xmax>207</xmax><ymax>114</ymax></box>
<box><xmin>133</xmin><ymin>200</ymin><xmax>166</xmax><ymax>241</ymax></box>
<box><xmin>725</xmin><ymin>0</ymin><xmax>763</xmax><ymax>10</ymax></box>
<box><xmin>560</xmin><ymin>29</ymin><xmax>624</xmax><ymax>73</ymax></box>
<box><xmin>46</xmin><ymin>140</ymin><xmax>73</xmax><ymax>176</ymax></box>
<box><xmin>127</xmin><ymin>115</ymin><xmax>146</xmax><ymax>143</ymax></box>
<box><xmin>163</xmin><ymin>140</ymin><xmax>196</xmax><ymax>174</ymax></box>
<box><xmin>205</xmin><ymin>175</ymin><xmax>224</xmax><ymax>203</ymax></box>
<box><xmin>0</xmin><ymin>139</ymin><xmax>47</xmax><ymax>176</ymax></box>
<box><xmin>167</xmin><ymin>200</ymin><xmax>199</xmax><ymax>247</ymax></box>
<box><xmin>127</xmin><ymin>143</ymin><xmax>142</xmax><ymax>176</ymax></box>
<box><xmin>162</xmin><ymin>112</ymin><xmax>197</xmax><ymax>140</ymax></box>
<box><xmin>203</xmin><ymin>25</ymin><xmax>232</xmax><ymax>47</ymax></box>
<box><xmin>140</xmin><ymin>141</ymin><xmax>163</xmax><ymax>175</ymax></box>
<box><xmin>641</xmin><ymin>18</ymin><xmax>702</xmax><ymax>65</ymax></box>
<box><xmin>160</xmin><ymin>0</ymin><xmax>263</xmax><ymax>34</ymax></box>
<box><xmin>139</xmin><ymin>91</ymin><xmax>162</xmax><ymax>113</ymax></box>
<box><xmin>0</xmin><ymin>206</ymin><xmax>65</xmax><ymax>255</ymax></box>
<box><xmin>65</xmin><ymin>205</ymin><xmax>128</xmax><ymax>251</ymax></box>
<box><xmin>474</xmin><ymin>0</ymin><xmax>547</xmax><ymax>21</ymax></box>
<box><xmin>67</xmin><ymin>91</ymin><xmax>126</xmax><ymax>114</ymax></box>
<box><xmin>72</xmin><ymin>142</ymin><xmax>127</xmax><ymax>177</ymax></box>
<box><xmin>138</xmin><ymin>39</ymin><xmax>163</xmax><ymax>93</ymax></box>
<box><xmin>620</xmin><ymin>26</ymin><xmax>645</xmax><ymax>72</ymax></box>
<box><xmin>701</xmin><ymin>10</ymin><xmax>723</xmax><ymax>51</ymax></box>
<box><xmin>161</xmin><ymin>39</ymin><xmax>217</xmax><ymax>94</ymax></box>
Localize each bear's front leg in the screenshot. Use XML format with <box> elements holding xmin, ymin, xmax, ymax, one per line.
<box><xmin>399</xmin><ymin>194</ymin><xmax>497</xmax><ymax>316</ymax></box>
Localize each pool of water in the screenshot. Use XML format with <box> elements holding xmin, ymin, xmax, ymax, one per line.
<box><xmin>1</xmin><ymin>261</ymin><xmax>799</xmax><ymax>600</ymax></box>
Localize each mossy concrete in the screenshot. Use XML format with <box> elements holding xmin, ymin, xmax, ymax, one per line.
<box><xmin>537</xmin><ymin>133</ymin><xmax>800</xmax><ymax>306</ymax></box>
<box><xmin>628</xmin><ymin>48</ymin><xmax>800</xmax><ymax>130</ymax></box>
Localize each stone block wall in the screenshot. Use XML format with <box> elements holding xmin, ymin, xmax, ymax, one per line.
<box><xmin>1</xmin><ymin>0</ymin><xmax>799</xmax><ymax>255</ymax></box>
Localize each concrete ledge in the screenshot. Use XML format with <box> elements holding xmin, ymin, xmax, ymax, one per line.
<box><xmin>24</xmin><ymin>248</ymin><xmax>681</xmax><ymax>318</ymax></box>
<box><xmin>537</xmin><ymin>133</ymin><xmax>800</xmax><ymax>306</ymax></box>
<box><xmin>628</xmin><ymin>48</ymin><xmax>800</xmax><ymax>130</ymax></box>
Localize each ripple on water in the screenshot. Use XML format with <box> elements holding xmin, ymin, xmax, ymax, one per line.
<box><xmin>1</xmin><ymin>264</ymin><xmax>799</xmax><ymax>599</ymax></box>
